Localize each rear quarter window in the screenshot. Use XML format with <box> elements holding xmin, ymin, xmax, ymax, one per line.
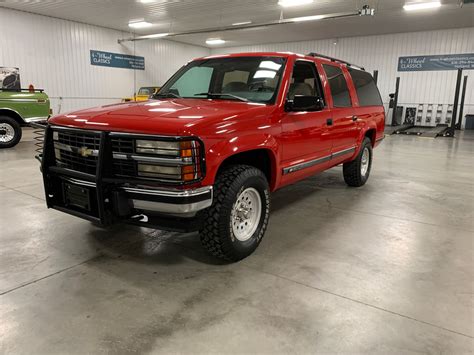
<box><xmin>348</xmin><ymin>68</ymin><xmax>383</xmax><ymax>107</ymax></box>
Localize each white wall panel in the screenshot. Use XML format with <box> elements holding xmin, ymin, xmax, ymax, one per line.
<box><xmin>1</xmin><ymin>6</ymin><xmax>472</xmax><ymax>123</ymax></box>
<box><xmin>0</xmin><ymin>8</ymin><xmax>209</xmax><ymax>114</ymax></box>
<box><xmin>212</xmin><ymin>28</ymin><xmax>474</xmax><ymax>118</ymax></box>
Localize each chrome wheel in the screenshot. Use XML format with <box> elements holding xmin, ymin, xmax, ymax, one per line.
<box><xmin>360</xmin><ymin>147</ymin><xmax>370</xmax><ymax>176</ymax></box>
<box><xmin>0</xmin><ymin>122</ymin><xmax>15</xmax><ymax>143</ymax></box>
<box><xmin>231</xmin><ymin>187</ymin><xmax>262</xmax><ymax>242</ymax></box>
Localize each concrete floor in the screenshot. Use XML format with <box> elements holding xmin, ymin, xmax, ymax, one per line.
<box><xmin>1</xmin><ymin>128</ymin><xmax>473</xmax><ymax>354</ymax></box>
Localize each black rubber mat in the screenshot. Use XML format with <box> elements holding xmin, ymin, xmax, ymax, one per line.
<box><xmin>419</xmin><ymin>125</ymin><xmax>448</xmax><ymax>138</ymax></box>
<box><xmin>389</xmin><ymin>124</ymin><xmax>414</xmax><ymax>135</ymax></box>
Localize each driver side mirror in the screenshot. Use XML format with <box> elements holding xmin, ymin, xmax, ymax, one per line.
<box><xmin>286</xmin><ymin>96</ymin><xmax>324</xmax><ymax>112</ymax></box>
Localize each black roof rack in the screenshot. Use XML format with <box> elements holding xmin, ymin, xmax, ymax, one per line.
<box><xmin>0</xmin><ymin>88</ymin><xmax>44</xmax><ymax>93</ymax></box>
<box><xmin>307</xmin><ymin>52</ymin><xmax>365</xmax><ymax>71</ymax></box>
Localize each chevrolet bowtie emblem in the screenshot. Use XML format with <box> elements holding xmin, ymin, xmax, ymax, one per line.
<box><xmin>77</xmin><ymin>146</ymin><xmax>94</xmax><ymax>157</ymax></box>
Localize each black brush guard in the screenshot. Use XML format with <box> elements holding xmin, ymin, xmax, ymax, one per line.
<box><xmin>39</xmin><ymin>125</ymin><xmax>209</xmax><ymax>232</ymax></box>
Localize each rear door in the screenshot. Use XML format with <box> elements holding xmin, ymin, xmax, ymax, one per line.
<box><xmin>347</xmin><ymin>68</ymin><xmax>385</xmax><ymax>141</ymax></box>
<box><xmin>321</xmin><ymin>63</ymin><xmax>359</xmax><ymax>159</ymax></box>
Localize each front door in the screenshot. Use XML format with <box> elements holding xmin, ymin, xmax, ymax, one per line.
<box><xmin>280</xmin><ymin>60</ymin><xmax>332</xmax><ymax>182</ymax></box>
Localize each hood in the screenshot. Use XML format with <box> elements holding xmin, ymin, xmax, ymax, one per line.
<box><xmin>49</xmin><ymin>99</ymin><xmax>272</xmax><ymax>136</ymax></box>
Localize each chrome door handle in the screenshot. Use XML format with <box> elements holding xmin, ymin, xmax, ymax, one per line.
<box><xmin>352</xmin><ymin>116</ymin><xmax>358</xmax><ymax>121</ymax></box>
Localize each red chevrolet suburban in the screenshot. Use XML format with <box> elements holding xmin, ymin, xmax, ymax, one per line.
<box><xmin>39</xmin><ymin>52</ymin><xmax>385</xmax><ymax>261</ymax></box>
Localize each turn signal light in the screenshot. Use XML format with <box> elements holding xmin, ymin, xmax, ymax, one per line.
<box><xmin>182</xmin><ymin>165</ymin><xmax>196</xmax><ymax>181</ymax></box>
<box><xmin>180</xmin><ymin>141</ymin><xmax>193</xmax><ymax>158</ymax></box>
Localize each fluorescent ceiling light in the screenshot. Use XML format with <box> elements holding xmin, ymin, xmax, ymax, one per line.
<box><xmin>232</xmin><ymin>21</ymin><xmax>252</xmax><ymax>26</ymax></box>
<box><xmin>206</xmin><ymin>38</ymin><xmax>226</xmax><ymax>45</ymax></box>
<box><xmin>278</xmin><ymin>0</ymin><xmax>313</xmax><ymax>7</ymax></box>
<box><xmin>403</xmin><ymin>1</ymin><xmax>441</xmax><ymax>11</ymax></box>
<box><xmin>128</xmin><ymin>21</ymin><xmax>152</xmax><ymax>29</ymax></box>
<box><xmin>139</xmin><ymin>0</ymin><xmax>156</xmax><ymax>3</ymax></box>
<box><xmin>291</xmin><ymin>14</ymin><xmax>325</xmax><ymax>22</ymax></box>
<box><xmin>142</xmin><ymin>33</ymin><xmax>168</xmax><ymax>39</ymax></box>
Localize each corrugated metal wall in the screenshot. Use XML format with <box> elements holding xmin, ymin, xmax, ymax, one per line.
<box><xmin>212</xmin><ymin>28</ymin><xmax>474</xmax><ymax>119</ymax></box>
<box><xmin>1</xmin><ymin>6</ymin><xmax>472</xmax><ymax>122</ymax></box>
<box><xmin>0</xmin><ymin>7</ymin><xmax>209</xmax><ymax>114</ymax></box>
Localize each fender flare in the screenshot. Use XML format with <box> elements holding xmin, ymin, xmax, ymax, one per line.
<box><xmin>204</xmin><ymin>133</ymin><xmax>280</xmax><ymax>190</ymax></box>
<box><xmin>0</xmin><ymin>107</ymin><xmax>25</xmax><ymax>124</ymax></box>
<box><xmin>357</xmin><ymin>122</ymin><xmax>377</xmax><ymax>149</ymax></box>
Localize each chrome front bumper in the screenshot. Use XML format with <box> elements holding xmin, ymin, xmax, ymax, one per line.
<box><xmin>25</xmin><ymin>116</ymin><xmax>49</xmax><ymax>123</ymax></box>
<box><xmin>123</xmin><ymin>185</ymin><xmax>213</xmax><ymax>214</ymax></box>
<box><xmin>60</xmin><ymin>177</ymin><xmax>213</xmax><ymax>215</ymax></box>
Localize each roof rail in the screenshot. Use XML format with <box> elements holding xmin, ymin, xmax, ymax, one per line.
<box><xmin>307</xmin><ymin>52</ymin><xmax>365</xmax><ymax>71</ymax></box>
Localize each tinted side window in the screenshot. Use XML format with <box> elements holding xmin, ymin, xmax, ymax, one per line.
<box><xmin>322</xmin><ymin>64</ymin><xmax>351</xmax><ymax>108</ymax></box>
<box><xmin>348</xmin><ymin>68</ymin><xmax>383</xmax><ymax>106</ymax></box>
<box><xmin>288</xmin><ymin>61</ymin><xmax>324</xmax><ymax>100</ymax></box>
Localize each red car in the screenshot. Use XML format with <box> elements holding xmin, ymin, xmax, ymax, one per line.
<box><xmin>40</xmin><ymin>52</ymin><xmax>385</xmax><ymax>261</ymax></box>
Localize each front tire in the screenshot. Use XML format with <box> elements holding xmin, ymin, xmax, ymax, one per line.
<box><xmin>0</xmin><ymin>116</ymin><xmax>22</xmax><ymax>148</ymax></box>
<box><xmin>343</xmin><ymin>137</ymin><xmax>373</xmax><ymax>187</ymax></box>
<box><xmin>199</xmin><ymin>165</ymin><xmax>270</xmax><ymax>262</ymax></box>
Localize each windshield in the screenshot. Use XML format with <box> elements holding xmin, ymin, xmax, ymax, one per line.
<box><xmin>157</xmin><ymin>56</ymin><xmax>286</xmax><ymax>104</ymax></box>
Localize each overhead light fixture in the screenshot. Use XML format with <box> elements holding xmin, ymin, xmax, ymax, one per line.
<box><xmin>232</xmin><ymin>21</ymin><xmax>252</xmax><ymax>26</ymax></box>
<box><xmin>403</xmin><ymin>1</ymin><xmax>441</xmax><ymax>11</ymax></box>
<box><xmin>142</xmin><ymin>33</ymin><xmax>169</xmax><ymax>39</ymax></box>
<box><xmin>139</xmin><ymin>0</ymin><xmax>156</xmax><ymax>3</ymax></box>
<box><xmin>128</xmin><ymin>20</ymin><xmax>153</xmax><ymax>29</ymax></box>
<box><xmin>291</xmin><ymin>14</ymin><xmax>325</xmax><ymax>22</ymax></box>
<box><xmin>278</xmin><ymin>0</ymin><xmax>314</xmax><ymax>7</ymax></box>
<box><xmin>206</xmin><ymin>38</ymin><xmax>226</xmax><ymax>45</ymax></box>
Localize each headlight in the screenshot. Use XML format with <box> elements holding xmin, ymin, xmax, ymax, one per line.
<box><xmin>138</xmin><ymin>164</ymin><xmax>181</xmax><ymax>179</ymax></box>
<box><xmin>137</xmin><ymin>163</ymin><xmax>199</xmax><ymax>181</ymax></box>
<box><xmin>111</xmin><ymin>137</ymin><xmax>203</xmax><ymax>183</ymax></box>
<box><xmin>136</xmin><ymin>140</ymin><xmax>181</xmax><ymax>156</ymax></box>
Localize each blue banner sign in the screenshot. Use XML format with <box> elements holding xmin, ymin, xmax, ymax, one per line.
<box><xmin>90</xmin><ymin>50</ymin><xmax>145</xmax><ymax>70</ymax></box>
<box><xmin>398</xmin><ymin>54</ymin><xmax>474</xmax><ymax>72</ymax></box>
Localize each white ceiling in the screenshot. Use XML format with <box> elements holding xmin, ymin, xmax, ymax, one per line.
<box><xmin>1</xmin><ymin>0</ymin><xmax>472</xmax><ymax>48</ymax></box>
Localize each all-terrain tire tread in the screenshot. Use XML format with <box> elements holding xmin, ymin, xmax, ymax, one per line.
<box><xmin>200</xmin><ymin>165</ymin><xmax>265</xmax><ymax>261</ymax></box>
<box><xmin>343</xmin><ymin>137</ymin><xmax>372</xmax><ymax>187</ymax></box>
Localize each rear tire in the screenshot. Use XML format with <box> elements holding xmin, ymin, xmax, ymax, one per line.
<box><xmin>199</xmin><ymin>165</ymin><xmax>270</xmax><ymax>262</ymax></box>
<box><xmin>343</xmin><ymin>137</ymin><xmax>372</xmax><ymax>187</ymax></box>
<box><xmin>0</xmin><ymin>116</ymin><xmax>22</xmax><ymax>148</ymax></box>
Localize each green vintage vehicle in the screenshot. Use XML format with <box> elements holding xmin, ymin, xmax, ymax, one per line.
<box><xmin>0</xmin><ymin>88</ymin><xmax>51</xmax><ymax>148</ymax></box>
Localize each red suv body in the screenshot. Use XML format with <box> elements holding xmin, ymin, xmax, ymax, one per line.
<box><xmin>41</xmin><ymin>52</ymin><xmax>384</xmax><ymax>261</ymax></box>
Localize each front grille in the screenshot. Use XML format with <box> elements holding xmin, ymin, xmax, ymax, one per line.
<box><xmin>50</xmin><ymin>128</ymin><xmax>204</xmax><ymax>184</ymax></box>
<box><xmin>112</xmin><ymin>160</ymin><xmax>137</xmax><ymax>177</ymax></box>
<box><xmin>110</xmin><ymin>137</ymin><xmax>136</xmax><ymax>177</ymax></box>
<box><xmin>54</xmin><ymin>130</ymin><xmax>100</xmax><ymax>175</ymax></box>
<box><xmin>111</xmin><ymin>137</ymin><xmax>134</xmax><ymax>153</ymax></box>
<box><xmin>57</xmin><ymin>130</ymin><xmax>101</xmax><ymax>150</ymax></box>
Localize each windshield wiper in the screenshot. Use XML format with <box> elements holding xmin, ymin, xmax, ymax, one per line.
<box><xmin>195</xmin><ymin>92</ymin><xmax>248</xmax><ymax>102</ymax></box>
<box><xmin>155</xmin><ymin>92</ymin><xmax>181</xmax><ymax>99</ymax></box>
